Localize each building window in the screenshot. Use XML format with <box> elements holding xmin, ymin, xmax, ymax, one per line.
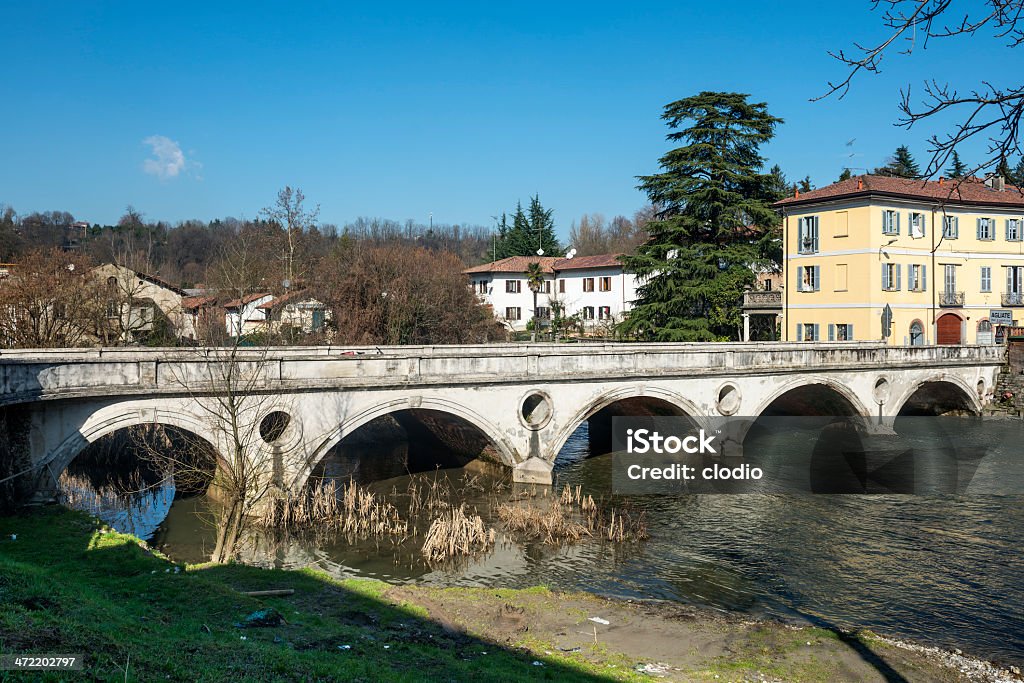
<box><xmin>981</xmin><ymin>266</ymin><xmax>992</xmax><ymax>293</ymax></box>
<box><xmin>942</xmin><ymin>215</ymin><xmax>959</xmax><ymax>239</ymax></box>
<box><xmin>882</xmin><ymin>263</ymin><xmax>901</xmax><ymax>291</ymax></box>
<box><xmin>505</xmin><ymin>307</ymin><xmax>521</xmax><ymax>321</ymax></box>
<box><xmin>582</xmin><ymin>306</ymin><xmax>595</xmax><ymax>320</ymax></box>
<box><xmin>1007</xmin><ymin>218</ymin><xmax>1022</xmax><ymax>242</ymax></box>
<box><xmin>583</xmin><ymin>278</ymin><xmax>595</xmax><ymax>292</ymax></box>
<box><xmin>908</xmin><ymin>264</ymin><xmax>927</xmax><ymax>292</ymax></box>
<box><xmin>599</xmin><ymin>277</ymin><xmax>612</xmax><ymax>292</ymax></box>
<box><xmin>798</xmin><ymin>216</ymin><xmax>819</xmax><ymax>253</ymax></box>
<box><xmin>977</xmin><ymin>217</ymin><xmax>994</xmax><ymax>241</ymax></box>
<box><xmin>797</xmin><ymin>265</ymin><xmax>820</xmax><ymax>292</ymax></box>
<box><xmin>558</xmin><ymin>280</ymin><xmax>565</xmax><ymax>294</ymax></box>
<box><xmin>909</xmin><ymin>212</ymin><xmax>926</xmax><ymax>238</ymax></box>
<box><xmin>535</xmin><ymin>306</ymin><xmax>550</xmax><ymax>320</ymax></box>
<box><xmin>882</xmin><ymin>210</ymin><xmax>900</xmax><ymax>235</ymax></box>
<box><xmin>505</xmin><ymin>280</ymin><xmax>521</xmax><ymax>293</ymax></box>
<box><xmin>543</xmin><ymin>281</ymin><xmax>551</xmax><ymax>294</ymax></box>
<box><xmin>909</xmin><ymin>320</ymin><xmax>925</xmax><ymax>346</ymax></box>
<box><xmin>796</xmin><ymin>323</ymin><xmax>819</xmax><ymax>341</ymax></box>
<box><xmin>830</xmin><ymin>323</ymin><xmax>853</xmax><ymax>341</ymax></box>
<box><xmin>598</xmin><ymin>306</ymin><xmax>612</xmax><ymax>320</ymax></box>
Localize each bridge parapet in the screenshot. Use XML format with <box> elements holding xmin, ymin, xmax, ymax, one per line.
<box><xmin>0</xmin><ymin>343</ymin><xmax>1006</xmax><ymax>408</ymax></box>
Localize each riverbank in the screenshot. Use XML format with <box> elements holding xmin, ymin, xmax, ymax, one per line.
<box><xmin>0</xmin><ymin>508</ymin><xmax>1017</xmax><ymax>682</ymax></box>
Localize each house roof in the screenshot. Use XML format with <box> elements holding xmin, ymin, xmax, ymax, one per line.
<box><xmin>463</xmin><ymin>256</ymin><xmax>561</xmax><ymax>275</ymax></box>
<box><xmin>222</xmin><ymin>292</ymin><xmax>271</xmax><ymax>309</ymax></box>
<box><xmin>553</xmin><ymin>253</ymin><xmax>624</xmax><ymax>270</ymax></box>
<box><xmin>256</xmin><ymin>290</ymin><xmax>324</xmax><ymax>310</ymax></box>
<box><xmin>774</xmin><ymin>174</ymin><xmax>1024</xmax><ymax>209</ymax></box>
<box><xmin>182</xmin><ymin>295</ymin><xmax>218</xmax><ymax>310</ymax></box>
<box><xmin>463</xmin><ymin>253</ymin><xmax>625</xmax><ymax>275</ymax></box>
<box><xmin>92</xmin><ymin>263</ymin><xmax>189</xmax><ymax>296</ymax></box>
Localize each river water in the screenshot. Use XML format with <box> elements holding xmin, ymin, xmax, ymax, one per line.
<box><xmin>64</xmin><ymin>422</ymin><xmax>1024</xmax><ymax>667</ymax></box>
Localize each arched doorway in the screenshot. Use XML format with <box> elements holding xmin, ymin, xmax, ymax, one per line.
<box><xmin>936</xmin><ymin>313</ymin><xmax>962</xmax><ymax>345</ymax></box>
<box><xmin>909</xmin><ymin>320</ymin><xmax>925</xmax><ymax>346</ymax></box>
<box><xmin>977</xmin><ymin>319</ymin><xmax>993</xmax><ymax>345</ymax></box>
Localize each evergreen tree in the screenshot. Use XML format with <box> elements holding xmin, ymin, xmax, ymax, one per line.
<box><xmin>947</xmin><ymin>150</ymin><xmax>969</xmax><ymax>178</ymax></box>
<box><xmin>492</xmin><ymin>196</ymin><xmax>563</xmax><ymax>259</ymax></box>
<box><xmin>996</xmin><ymin>156</ymin><xmax>1014</xmax><ymax>182</ymax></box>
<box><xmin>619</xmin><ymin>92</ymin><xmax>782</xmax><ymax>342</ymax></box>
<box><xmin>798</xmin><ymin>176</ymin><xmax>814</xmax><ymax>193</ymax></box>
<box><xmin>874</xmin><ymin>145</ymin><xmax>920</xmax><ymax>178</ymax></box>
<box><xmin>1013</xmin><ymin>157</ymin><xmax>1024</xmax><ymax>187</ymax></box>
<box><xmin>838</xmin><ymin>168</ymin><xmax>853</xmax><ymax>182</ymax></box>
<box><xmin>765</xmin><ymin>164</ymin><xmax>790</xmax><ymax>201</ymax></box>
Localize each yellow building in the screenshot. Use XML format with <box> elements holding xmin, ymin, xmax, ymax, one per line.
<box><xmin>775</xmin><ymin>174</ymin><xmax>1024</xmax><ymax>345</ymax></box>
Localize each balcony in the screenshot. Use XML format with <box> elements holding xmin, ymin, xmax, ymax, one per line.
<box><xmin>939</xmin><ymin>291</ymin><xmax>965</xmax><ymax>307</ymax></box>
<box><xmin>1003</xmin><ymin>291</ymin><xmax>1024</xmax><ymax>307</ymax></box>
<box><xmin>743</xmin><ymin>289</ymin><xmax>782</xmax><ymax>310</ymax></box>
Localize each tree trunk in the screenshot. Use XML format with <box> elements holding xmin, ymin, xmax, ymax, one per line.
<box><xmin>531</xmin><ymin>290</ymin><xmax>538</xmax><ymax>342</ymax></box>
<box><xmin>212</xmin><ymin>495</ymin><xmax>245</xmax><ymax>563</ymax></box>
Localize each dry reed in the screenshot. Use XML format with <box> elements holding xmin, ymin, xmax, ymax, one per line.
<box><xmin>421</xmin><ymin>504</ymin><xmax>495</xmax><ymax>562</ymax></box>
<box><xmin>498</xmin><ymin>485</ymin><xmax>647</xmax><ymax>545</ymax></box>
<box><xmin>258</xmin><ymin>479</ymin><xmax>408</xmax><ymax>539</ymax></box>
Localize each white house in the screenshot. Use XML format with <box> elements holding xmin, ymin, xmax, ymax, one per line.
<box><xmin>464</xmin><ymin>254</ymin><xmax>638</xmax><ymax>332</ymax></box>
<box><xmin>223</xmin><ymin>292</ymin><xmax>273</xmax><ymax>337</ymax></box>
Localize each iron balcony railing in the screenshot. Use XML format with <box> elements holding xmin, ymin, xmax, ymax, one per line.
<box><xmin>1003</xmin><ymin>291</ymin><xmax>1024</xmax><ymax>306</ymax></box>
<box><xmin>939</xmin><ymin>291</ymin><xmax>965</xmax><ymax>307</ymax></box>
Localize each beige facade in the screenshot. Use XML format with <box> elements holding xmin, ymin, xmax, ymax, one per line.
<box><xmin>776</xmin><ymin>175</ymin><xmax>1024</xmax><ymax>345</ymax></box>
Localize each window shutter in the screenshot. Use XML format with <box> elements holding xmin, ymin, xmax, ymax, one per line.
<box><xmin>796</xmin><ymin>323</ymin><xmax>803</xmax><ymax>341</ymax></box>
<box><xmin>978</xmin><ymin>218</ymin><xmax>984</xmax><ymax>239</ymax></box>
<box><xmin>895</xmin><ymin>264</ymin><xmax>902</xmax><ymax>290</ymax></box>
<box><xmin>812</xmin><ymin>324</ymin><xmax>819</xmax><ymax>341</ymax></box>
<box><xmin>813</xmin><ymin>217</ymin><xmax>819</xmax><ymax>250</ymax></box>
<box><xmin>895</xmin><ymin>212</ymin><xmax>900</xmax><ymax>234</ymax></box>
<box><xmin>921</xmin><ymin>265</ymin><xmax>927</xmax><ymax>291</ymax></box>
<box><xmin>1009</xmin><ymin>267</ymin><xmax>1015</xmax><ymax>294</ymax></box>
<box><xmin>953</xmin><ymin>217</ymin><xmax>959</xmax><ymax>238</ymax></box>
<box><xmin>798</xmin><ymin>218</ymin><xmax>805</xmax><ymax>246</ymax></box>
<box><xmin>797</xmin><ymin>266</ymin><xmax>804</xmax><ymax>292</ymax></box>
<box><xmin>828</xmin><ymin>323</ymin><xmax>835</xmax><ymax>341</ymax></box>
<box><xmin>882</xmin><ymin>265</ymin><xmax>889</xmax><ymax>290</ymax></box>
<box><xmin>848</xmin><ymin>324</ymin><xmax>854</xmax><ymax>340</ymax></box>
<box><xmin>813</xmin><ymin>266</ymin><xmax>821</xmax><ymax>291</ymax></box>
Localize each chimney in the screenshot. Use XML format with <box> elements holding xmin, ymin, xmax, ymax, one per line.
<box><xmin>995</xmin><ymin>175</ymin><xmax>1006</xmax><ymax>191</ymax></box>
<box><xmin>857</xmin><ymin>178</ymin><xmax>863</xmax><ymax>190</ymax></box>
<box><xmin>795</xmin><ymin>189</ymin><xmax>800</xmax><ymax>198</ymax></box>
<box><xmin>939</xmin><ymin>176</ymin><xmax>945</xmax><ymax>186</ymax></box>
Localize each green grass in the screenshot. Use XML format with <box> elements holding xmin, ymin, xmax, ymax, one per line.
<box><xmin>0</xmin><ymin>508</ymin><xmax>626</xmax><ymax>682</ymax></box>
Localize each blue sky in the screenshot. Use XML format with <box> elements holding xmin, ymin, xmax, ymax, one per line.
<box><xmin>0</xmin><ymin>1</ymin><xmax>1005</xmax><ymax>239</ymax></box>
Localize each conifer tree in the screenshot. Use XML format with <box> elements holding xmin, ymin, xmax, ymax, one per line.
<box><xmin>838</xmin><ymin>168</ymin><xmax>853</xmax><ymax>182</ymax></box>
<box><xmin>1013</xmin><ymin>157</ymin><xmax>1024</xmax><ymax>187</ymax></box>
<box><xmin>874</xmin><ymin>145</ymin><xmax>920</xmax><ymax>178</ymax></box>
<box><xmin>492</xmin><ymin>196</ymin><xmax>563</xmax><ymax>259</ymax></box>
<box><xmin>619</xmin><ymin>92</ymin><xmax>782</xmax><ymax>341</ymax></box>
<box><xmin>947</xmin><ymin>150</ymin><xmax>969</xmax><ymax>178</ymax></box>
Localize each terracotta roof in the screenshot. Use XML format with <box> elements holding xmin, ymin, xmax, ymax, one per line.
<box><xmin>774</xmin><ymin>174</ymin><xmax>1024</xmax><ymax>209</ymax></box>
<box><xmin>464</xmin><ymin>253</ymin><xmax>627</xmax><ymax>275</ymax></box>
<box><xmin>182</xmin><ymin>295</ymin><xmax>217</xmax><ymax>310</ymax></box>
<box><xmin>463</xmin><ymin>256</ymin><xmax>561</xmax><ymax>274</ymax></box>
<box><xmin>222</xmin><ymin>292</ymin><xmax>271</xmax><ymax>309</ymax></box>
<box><xmin>553</xmin><ymin>253</ymin><xmax>624</xmax><ymax>270</ymax></box>
<box><xmin>256</xmin><ymin>290</ymin><xmax>322</xmax><ymax>309</ymax></box>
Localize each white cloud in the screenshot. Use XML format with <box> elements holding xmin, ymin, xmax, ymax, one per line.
<box><xmin>142</xmin><ymin>135</ymin><xmax>187</xmax><ymax>180</ymax></box>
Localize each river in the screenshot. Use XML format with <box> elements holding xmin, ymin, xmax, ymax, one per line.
<box><xmin>61</xmin><ymin>421</ymin><xmax>1024</xmax><ymax>667</ymax></box>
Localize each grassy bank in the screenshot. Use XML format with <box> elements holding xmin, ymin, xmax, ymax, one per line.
<box><xmin>0</xmin><ymin>508</ymin><xmax>1012</xmax><ymax>682</ymax></box>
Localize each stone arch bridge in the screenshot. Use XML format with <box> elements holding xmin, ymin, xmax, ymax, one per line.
<box><xmin>0</xmin><ymin>342</ymin><xmax>1004</xmax><ymax>503</ymax></box>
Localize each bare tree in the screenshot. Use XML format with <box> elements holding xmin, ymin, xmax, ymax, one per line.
<box><xmin>260</xmin><ymin>187</ymin><xmax>320</xmax><ymax>286</ymax></box>
<box><xmin>818</xmin><ymin>0</ymin><xmax>1024</xmax><ymax>180</ymax></box>
<box><xmin>0</xmin><ymin>249</ymin><xmax>101</xmax><ymax>348</ymax></box>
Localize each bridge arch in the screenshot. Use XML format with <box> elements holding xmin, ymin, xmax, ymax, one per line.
<box><xmin>891</xmin><ymin>375</ymin><xmax>982</xmax><ymax>416</ymax></box>
<box><xmin>548</xmin><ymin>385</ymin><xmax>707</xmax><ymax>462</ymax></box>
<box><xmin>292</xmin><ymin>395</ymin><xmax>519</xmax><ymax>493</ymax></box>
<box><xmin>751</xmin><ymin>377</ymin><xmax>872</xmax><ymax>418</ymax></box>
<box><xmin>41</xmin><ymin>405</ymin><xmax>226</xmax><ymax>494</ymax></box>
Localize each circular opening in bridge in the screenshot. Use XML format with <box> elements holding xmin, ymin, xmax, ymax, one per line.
<box><xmin>520</xmin><ymin>392</ymin><xmax>553</xmax><ymax>430</ymax></box>
<box><xmin>872</xmin><ymin>377</ymin><xmax>891</xmax><ymax>405</ymax></box>
<box><xmin>717</xmin><ymin>384</ymin><xmax>741</xmax><ymax>415</ymax></box>
<box><xmin>259</xmin><ymin>411</ymin><xmax>291</xmax><ymax>443</ymax></box>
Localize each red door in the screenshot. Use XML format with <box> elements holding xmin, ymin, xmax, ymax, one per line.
<box><xmin>937</xmin><ymin>314</ymin><xmax>962</xmax><ymax>345</ymax></box>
